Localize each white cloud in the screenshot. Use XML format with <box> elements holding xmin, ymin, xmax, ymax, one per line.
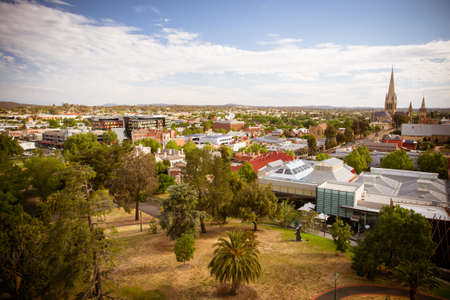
<box><xmin>44</xmin><ymin>0</ymin><xmax>73</xmax><ymax>7</ymax></box>
<box><xmin>0</xmin><ymin>1</ymin><xmax>449</xmax><ymax>107</ymax></box>
<box><xmin>133</xmin><ymin>4</ymin><xmax>160</xmax><ymax>15</ymax></box>
<box><xmin>258</xmin><ymin>37</ymin><xmax>303</xmax><ymax>47</ymax></box>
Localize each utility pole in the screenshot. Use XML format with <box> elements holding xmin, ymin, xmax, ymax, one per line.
<box><xmin>140</xmin><ymin>210</ymin><xmax>143</xmax><ymax>232</ymax></box>
<box><xmin>334</xmin><ymin>272</ymin><xmax>339</xmax><ymax>300</ymax></box>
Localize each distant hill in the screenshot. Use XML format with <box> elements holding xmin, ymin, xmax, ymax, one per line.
<box><xmin>0</xmin><ymin>101</ymin><xmax>37</xmax><ymax>109</ymax></box>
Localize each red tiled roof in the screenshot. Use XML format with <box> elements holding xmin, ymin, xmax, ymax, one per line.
<box><xmin>231</xmin><ymin>151</ymin><xmax>295</xmax><ymax>172</ymax></box>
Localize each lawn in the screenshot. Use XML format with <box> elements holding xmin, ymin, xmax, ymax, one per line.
<box><xmin>105</xmin><ymin>220</ymin><xmax>403</xmax><ymax>300</ymax></box>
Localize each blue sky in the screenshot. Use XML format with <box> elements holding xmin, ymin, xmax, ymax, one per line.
<box><xmin>0</xmin><ymin>0</ymin><xmax>449</xmax><ymax>107</ymax></box>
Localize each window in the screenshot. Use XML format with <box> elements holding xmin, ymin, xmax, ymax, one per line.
<box><xmin>284</xmin><ymin>169</ymin><xmax>292</xmax><ymax>175</ymax></box>
<box><xmin>275</xmin><ymin>169</ymin><xmax>284</xmax><ymax>174</ymax></box>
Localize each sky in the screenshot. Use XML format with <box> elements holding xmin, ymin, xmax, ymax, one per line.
<box><xmin>0</xmin><ymin>0</ymin><xmax>449</xmax><ymax>107</ymax></box>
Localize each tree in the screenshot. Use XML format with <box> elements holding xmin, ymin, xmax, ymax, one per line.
<box><xmin>306</xmin><ymin>135</ymin><xmax>317</xmax><ymax>156</ymax></box>
<box><xmin>24</xmin><ymin>156</ymin><xmax>65</xmax><ymax>201</ymax></box>
<box><xmin>184</xmin><ymin>148</ymin><xmax>212</xmax><ymax>233</ymax></box>
<box><xmin>208</xmin><ymin>230</ymin><xmax>261</xmax><ymax>295</ymax></box>
<box><xmin>102</xmin><ymin>130</ymin><xmax>118</xmax><ymax>144</ymax></box>
<box><xmin>417</xmin><ymin>151</ymin><xmax>447</xmax><ymax>179</ymax></box>
<box><xmin>238</xmin><ymin>161</ymin><xmax>257</xmax><ymax>183</ymax></box>
<box><xmin>277</xmin><ymin>201</ymin><xmax>298</xmax><ymax>228</ymax></box>
<box><xmin>174</xmin><ymin>234</ymin><xmax>195</xmax><ymax>264</ymax></box>
<box><xmin>344</xmin><ymin>149</ymin><xmax>366</xmax><ymax>174</ymax></box>
<box><xmin>237</xmin><ymin>183</ymin><xmax>278</xmax><ymax>231</ymax></box>
<box><xmin>336</xmin><ymin>132</ymin><xmax>345</xmax><ymax>145</ymax></box>
<box><xmin>356</xmin><ymin>145</ymin><xmax>372</xmax><ymax>167</ymax></box>
<box><xmin>0</xmin><ymin>134</ymin><xmax>23</xmax><ymax>162</ymax></box>
<box><xmin>109</xmin><ymin>148</ymin><xmax>157</xmax><ymax>220</ymax></box>
<box><xmin>352</xmin><ymin>206</ymin><xmax>437</xmax><ymax>300</ymax></box>
<box><xmin>0</xmin><ymin>163</ymin><xmax>116</xmax><ymax>299</ymax></box>
<box><xmin>344</xmin><ymin>127</ymin><xmax>354</xmax><ymax>143</ymax></box>
<box><xmin>208</xmin><ymin>156</ymin><xmax>234</xmax><ymax>223</ymax></box>
<box><xmin>159</xmin><ymin>183</ymin><xmax>199</xmax><ymax>239</ymax></box>
<box><xmin>316</xmin><ymin>153</ymin><xmax>330</xmax><ymax>161</ymax></box>
<box><xmin>325</xmin><ymin>123</ymin><xmax>337</xmax><ymax>149</ymax></box>
<box><xmin>381</xmin><ymin>150</ymin><xmax>414</xmax><ymax>170</ymax></box>
<box><xmin>219</xmin><ymin>145</ymin><xmax>233</xmax><ymax>163</ymax></box>
<box><xmin>63</xmin><ymin>132</ymin><xmax>98</xmax><ymax>159</ymax></box>
<box><xmin>330</xmin><ymin>218</ymin><xmax>352</xmax><ymax>252</ymax></box>
<box><xmin>165</xmin><ymin>140</ymin><xmax>181</xmax><ymax>150</ymax></box>
<box><xmin>393</xmin><ymin>114</ymin><xmax>409</xmax><ymax>129</ymax></box>
<box><xmin>182</xmin><ymin>141</ymin><xmax>197</xmax><ymax>154</ymax></box>
<box><xmin>135</xmin><ymin>138</ymin><xmax>161</xmax><ymax>153</ymax></box>
<box><xmin>157</xmin><ymin>173</ymin><xmax>176</xmax><ymax>193</ymax></box>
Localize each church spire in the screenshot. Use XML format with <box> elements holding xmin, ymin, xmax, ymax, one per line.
<box><xmin>384</xmin><ymin>67</ymin><xmax>397</xmax><ymax>115</ymax></box>
<box><xmin>408</xmin><ymin>101</ymin><xmax>413</xmax><ymax>123</ymax></box>
<box><xmin>419</xmin><ymin>96</ymin><xmax>427</xmax><ymax>124</ymax></box>
<box><xmin>388</xmin><ymin>67</ymin><xmax>395</xmax><ymax>95</ymax></box>
<box><xmin>421</xmin><ymin>96</ymin><xmax>425</xmax><ymax>109</ymax></box>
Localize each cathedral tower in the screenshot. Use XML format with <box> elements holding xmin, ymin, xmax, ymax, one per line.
<box><xmin>419</xmin><ymin>97</ymin><xmax>427</xmax><ymax>124</ymax></box>
<box><xmin>408</xmin><ymin>101</ymin><xmax>413</xmax><ymax>123</ymax></box>
<box><xmin>384</xmin><ymin>67</ymin><xmax>397</xmax><ymax>116</ymax></box>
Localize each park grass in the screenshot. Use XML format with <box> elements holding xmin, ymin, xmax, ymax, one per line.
<box><xmin>106</xmin><ymin>221</ymin><xmax>398</xmax><ymax>300</ymax></box>
<box><xmin>432</xmin><ymin>282</ymin><xmax>450</xmax><ymax>299</ymax></box>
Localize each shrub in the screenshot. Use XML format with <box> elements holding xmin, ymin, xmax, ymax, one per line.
<box><xmin>174</xmin><ymin>234</ymin><xmax>195</xmax><ymax>263</ymax></box>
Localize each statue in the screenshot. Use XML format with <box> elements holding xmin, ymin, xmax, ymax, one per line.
<box><xmin>295</xmin><ymin>224</ymin><xmax>302</xmax><ymax>241</ymax></box>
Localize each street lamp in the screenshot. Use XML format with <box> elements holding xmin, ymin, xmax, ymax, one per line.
<box><xmin>334</xmin><ymin>272</ymin><xmax>339</xmax><ymax>300</ymax></box>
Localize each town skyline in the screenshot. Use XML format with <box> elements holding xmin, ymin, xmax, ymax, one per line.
<box><xmin>0</xmin><ymin>0</ymin><xmax>449</xmax><ymax>107</ymax></box>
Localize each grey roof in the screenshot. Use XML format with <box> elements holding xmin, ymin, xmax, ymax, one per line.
<box><xmin>356</xmin><ymin>168</ymin><xmax>449</xmax><ymax>204</ymax></box>
<box><xmin>401</xmin><ymin>124</ymin><xmax>450</xmax><ymax>137</ymax></box>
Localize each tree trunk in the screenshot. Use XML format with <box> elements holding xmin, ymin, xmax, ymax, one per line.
<box><xmin>409</xmin><ymin>285</ymin><xmax>416</xmax><ymax>300</ymax></box>
<box><xmin>200</xmin><ymin>216</ymin><xmax>207</xmax><ymax>233</ymax></box>
<box><xmin>135</xmin><ymin>199</ymin><xmax>140</xmax><ymax>221</ymax></box>
<box><xmin>231</xmin><ymin>281</ymin><xmax>240</xmax><ymax>295</ymax></box>
<box><xmin>253</xmin><ymin>221</ymin><xmax>257</xmax><ymax>231</ymax></box>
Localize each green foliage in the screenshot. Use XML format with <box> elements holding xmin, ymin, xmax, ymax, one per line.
<box><xmin>305</xmin><ymin>135</ymin><xmax>317</xmax><ymax>156</ymax></box>
<box><xmin>182</xmin><ymin>141</ymin><xmax>197</xmax><ymax>154</ymax></box>
<box><xmin>0</xmin><ymin>162</ymin><xmax>117</xmax><ymax>299</ymax></box>
<box><xmin>109</xmin><ymin>149</ymin><xmax>157</xmax><ymax>220</ymax></box>
<box><xmin>344</xmin><ymin>149</ymin><xmax>366</xmax><ymax>174</ymax></box>
<box><xmin>237</xmin><ymin>183</ymin><xmax>278</xmax><ymax>231</ymax></box>
<box><xmin>344</xmin><ymin>127</ymin><xmax>354</xmax><ymax>143</ymax></box>
<box><xmin>276</xmin><ymin>201</ymin><xmax>298</xmax><ymax>228</ymax></box>
<box><xmin>244</xmin><ymin>143</ymin><xmax>267</xmax><ymax>154</ymax></box>
<box><xmin>238</xmin><ymin>161</ymin><xmax>257</xmax><ymax>183</ymax></box>
<box><xmin>157</xmin><ymin>173</ymin><xmax>176</xmax><ymax>193</ymax></box>
<box><xmin>48</xmin><ymin>118</ymin><xmax>60</xmax><ymax>128</ymax></box>
<box><xmin>208</xmin><ymin>230</ymin><xmax>261</xmax><ymax>295</ymax></box>
<box><xmin>330</xmin><ymin>218</ymin><xmax>352</xmax><ymax>252</ymax></box>
<box><xmin>0</xmin><ymin>134</ymin><xmax>23</xmax><ymax>162</ymax></box>
<box><xmin>24</xmin><ymin>156</ymin><xmax>65</xmax><ymax>201</ymax></box>
<box><xmin>417</xmin><ymin>151</ymin><xmax>448</xmax><ymax>179</ymax></box>
<box><xmin>165</xmin><ymin>140</ymin><xmax>181</xmax><ymax>150</ymax></box>
<box><xmin>208</xmin><ymin>156</ymin><xmax>234</xmax><ymax>223</ymax></box>
<box><xmin>63</xmin><ymin>132</ymin><xmax>99</xmax><ymax>159</ymax></box>
<box><xmin>148</xmin><ymin>218</ymin><xmax>158</xmax><ymax>234</ymax></box>
<box><xmin>344</xmin><ymin>146</ymin><xmax>371</xmax><ymax>174</ymax></box>
<box><xmin>284</xmin><ymin>149</ymin><xmax>294</xmax><ymax>156</ymax></box>
<box><xmin>316</xmin><ymin>153</ymin><xmax>330</xmax><ymax>161</ymax></box>
<box><xmin>393</xmin><ymin>113</ymin><xmax>410</xmax><ymax>129</ymax></box>
<box><xmin>62</xmin><ymin>118</ymin><xmax>77</xmax><ymax>128</ymax></box>
<box><xmin>174</xmin><ymin>234</ymin><xmax>195</xmax><ymax>263</ymax></box>
<box><xmin>135</xmin><ymin>138</ymin><xmax>161</xmax><ymax>153</ymax></box>
<box><xmin>352</xmin><ymin>206</ymin><xmax>437</xmax><ymax>299</ymax></box>
<box><xmin>159</xmin><ymin>183</ymin><xmax>199</xmax><ymax>239</ymax></box>
<box><xmin>219</xmin><ymin>145</ymin><xmax>233</xmax><ymax>162</ymax></box>
<box><xmin>336</xmin><ymin>132</ymin><xmax>345</xmax><ymax>144</ymax></box>
<box><xmin>325</xmin><ymin>123</ymin><xmax>337</xmax><ymax>149</ymax></box>
<box><xmin>381</xmin><ymin>150</ymin><xmax>414</xmax><ymax>170</ymax></box>
<box><xmin>102</xmin><ymin>130</ymin><xmax>118</xmax><ymax>144</ymax></box>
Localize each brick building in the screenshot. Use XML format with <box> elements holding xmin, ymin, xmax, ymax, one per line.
<box><xmin>213</xmin><ymin>120</ymin><xmax>244</xmax><ymax>132</ymax></box>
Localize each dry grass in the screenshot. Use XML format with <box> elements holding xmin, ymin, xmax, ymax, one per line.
<box><xmin>106</xmin><ymin>222</ymin><xmax>398</xmax><ymax>300</ymax></box>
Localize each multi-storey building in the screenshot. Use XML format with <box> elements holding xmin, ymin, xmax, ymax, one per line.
<box><xmin>90</xmin><ymin>116</ymin><xmax>124</xmax><ymax>130</ymax></box>
<box><xmin>213</xmin><ymin>120</ymin><xmax>244</xmax><ymax>132</ymax></box>
<box><xmin>124</xmin><ymin>115</ymin><xmax>165</xmax><ymax>138</ymax></box>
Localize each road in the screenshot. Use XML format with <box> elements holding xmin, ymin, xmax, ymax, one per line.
<box><xmin>139</xmin><ymin>200</ymin><xmax>161</xmax><ymax>218</ymax></box>
<box><xmin>313</xmin><ymin>285</ymin><xmax>443</xmax><ymax>300</ymax></box>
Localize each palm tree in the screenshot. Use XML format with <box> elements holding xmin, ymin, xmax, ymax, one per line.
<box><xmin>208</xmin><ymin>230</ymin><xmax>261</xmax><ymax>295</ymax></box>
